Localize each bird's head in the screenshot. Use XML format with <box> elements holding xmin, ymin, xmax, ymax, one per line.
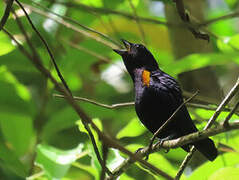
<box><xmin>113</xmin><ymin>40</ymin><xmax>159</xmax><ymax>75</ymax></box>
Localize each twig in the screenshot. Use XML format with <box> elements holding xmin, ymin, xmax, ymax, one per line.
<box><xmin>3</xmin><ymin>27</ymin><xmax>113</xmax><ymax>176</ymax></box>
<box><xmin>175</xmin><ymin>77</ymin><xmax>239</xmax><ymax>180</ymax></box>
<box><xmin>64</xmin><ymin>40</ymin><xmax>111</xmax><ymax>63</ymax></box>
<box><xmin>26</xmin><ymin>171</ymin><xmax>45</xmax><ymax>180</ymax></box>
<box><xmin>14</xmin><ymin>1</ymin><xmax>115</xmax><ymax>175</ymax></box>
<box><xmin>173</xmin><ymin>0</ymin><xmax>209</xmax><ymax>41</ymax></box>
<box><xmin>4</xmin><ymin>27</ymin><xmax>173</xmax><ymax>180</ymax></box>
<box><xmin>21</xmin><ymin>3</ymin><xmax>120</xmax><ymax>49</ymax></box>
<box><xmin>53</xmin><ymin>1</ymin><xmax>168</xmax><ymax>26</ymax></box>
<box><xmin>0</xmin><ymin>0</ymin><xmax>13</xmax><ymax>30</ymax></box>
<box><xmin>146</xmin><ymin>91</ymin><xmax>198</xmax><ymax>160</ymax></box>
<box><xmin>2</xmin><ymin>28</ymin><xmax>33</xmax><ymax>60</ymax></box>
<box><xmin>53</xmin><ymin>94</ymin><xmax>134</xmax><ymax>109</ymax></box>
<box><xmin>223</xmin><ymin>101</ymin><xmax>239</xmax><ymax>126</ymax></box>
<box><xmin>54</xmin><ymin>94</ymin><xmax>239</xmax><ymax>115</ymax></box>
<box><xmin>127</xmin><ymin>0</ymin><xmax>146</xmax><ymax>44</ymax></box>
<box><xmin>107</xmin><ymin>121</ymin><xmax>239</xmax><ymax>179</ymax></box>
<box><xmin>11</xmin><ymin>8</ymin><xmax>40</xmax><ymax>60</ymax></box>
<box><xmin>199</xmin><ymin>11</ymin><xmax>239</xmax><ymax>27</ymax></box>
<box><xmin>30</xmin><ymin>0</ymin><xmax>122</xmax><ymax>48</ymax></box>
<box><xmin>15</xmin><ymin>0</ymin><xmax>72</xmax><ymax>96</ymax></box>
<box><xmin>83</xmin><ymin>123</ymin><xmax>113</xmax><ymax>176</ymax></box>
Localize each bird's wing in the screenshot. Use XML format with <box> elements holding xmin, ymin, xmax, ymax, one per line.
<box><xmin>151</xmin><ymin>70</ymin><xmax>198</xmax><ymax>135</ymax></box>
<box><xmin>151</xmin><ymin>70</ymin><xmax>183</xmax><ymax>105</ymax></box>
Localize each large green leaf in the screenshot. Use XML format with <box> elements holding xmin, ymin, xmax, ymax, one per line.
<box><xmin>209</xmin><ymin>167</ymin><xmax>239</xmax><ymax>180</ymax></box>
<box><xmin>188</xmin><ymin>153</ymin><xmax>239</xmax><ymax>180</ymax></box>
<box><xmin>36</xmin><ymin>144</ymin><xmax>84</xmax><ymax>179</ymax></box>
<box><xmin>0</xmin><ymin>113</ymin><xmax>34</xmax><ymax>156</ymax></box>
<box><xmin>164</xmin><ymin>52</ymin><xmax>239</xmax><ymax>76</ymax></box>
<box><xmin>0</xmin><ymin>141</ymin><xmax>27</xmax><ymax>178</ymax></box>
<box><xmin>116</xmin><ymin>118</ymin><xmax>146</xmax><ymax>139</ymax></box>
<box><xmin>0</xmin><ymin>32</ymin><xmax>15</xmax><ymax>56</ymax></box>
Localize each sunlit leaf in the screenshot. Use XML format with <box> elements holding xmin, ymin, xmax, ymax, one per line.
<box><xmin>209</xmin><ymin>167</ymin><xmax>239</xmax><ymax>180</ymax></box>
<box><xmin>119</xmin><ymin>173</ymin><xmax>135</xmax><ymax>180</ymax></box>
<box><xmin>164</xmin><ymin>53</ymin><xmax>239</xmax><ymax>76</ymax></box>
<box><xmin>36</xmin><ymin>144</ymin><xmax>84</xmax><ymax>179</ymax></box>
<box><xmin>116</xmin><ymin>118</ymin><xmax>146</xmax><ymax>139</ymax></box>
<box><xmin>0</xmin><ymin>32</ymin><xmax>15</xmax><ymax>56</ymax></box>
<box><xmin>188</xmin><ymin>153</ymin><xmax>239</xmax><ymax>180</ymax></box>
<box><xmin>107</xmin><ymin>149</ymin><xmax>125</xmax><ymax>171</ymax></box>
<box><xmin>217</xmin><ymin>34</ymin><xmax>239</xmax><ymax>53</ymax></box>
<box><xmin>0</xmin><ymin>66</ymin><xmax>31</xmax><ymax>101</ymax></box>
<box><xmin>0</xmin><ymin>141</ymin><xmax>27</xmax><ymax>177</ymax></box>
<box><xmin>0</xmin><ymin>113</ymin><xmax>34</xmax><ymax>156</ymax></box>
<box><xmin>225</xmin><ymin>0</ymin><xmax>238</xmax><ymax>9</ymax></box>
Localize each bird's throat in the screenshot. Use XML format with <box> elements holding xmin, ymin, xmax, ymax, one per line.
<box><xmin>142</xmin><ymin>70</ymin><xmax>150</xmax><ymax>87</ymax></box>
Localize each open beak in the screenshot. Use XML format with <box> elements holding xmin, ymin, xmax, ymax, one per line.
<box><xmin>113</xmin><ymin>39</ymin><xmax>132</xmax><ymax>55</ymax></box>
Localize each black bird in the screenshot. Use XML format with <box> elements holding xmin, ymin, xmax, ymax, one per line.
<box><xmin>113</xmin><ymin>40</ymin><xmax>218</xmax><ymax>161</ymax></box>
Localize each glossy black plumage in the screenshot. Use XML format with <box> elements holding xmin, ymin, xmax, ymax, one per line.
<box><xmin>113</xmin><ymin>40</ymin><xmax>218</xmax><ymax>161</ymax></box>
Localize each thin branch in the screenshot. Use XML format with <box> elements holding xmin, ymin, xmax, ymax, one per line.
<box><xmin>107</xmin><ymin>121</ymin><xmax>239</xmax><ymax>179</ymax></box>
<box><xmin>83</xmin><ymin>123</ymin><xmax>112</xmax><ymax>176</ymax></box>
<box><xmin>175</xmin><ymin>77</ymin><xmax>239</xmax><ymax>180</ymax></box>
<box><xmin>199</xmin><ymin>11</ymin><xmax>239</xmax><ymax>27</ymax></box>
<box><xmin>64</xmin><ymin>40</ymin><xmax>110</xmax><ymax>63</ymax></box>
<box><xmin>21</xmin><ymin>3</ymin><xmax>120</xmax><ymax>49</ymax></box>
<box><xmin>189</xmin><ymin>14</ymin><xmax>239</xmax><ymax>52</ymax></box>
<box><xmin>5</xmin><ymin>25</ymin><xmax>173</xmax><ymax>180</ymax></box>
<box><xmin>30</xmin><ymin>0</ymin><xmax>122</xmax><ymax>48</ymax></box>
<box><xmin>53</xmin><ymin>94</ymin><xmax>134</xmax><ymax>109</ymax></box>
<box><xmin>2</xmin><ymin>28</ymin><xmax>33</xmax><ymax>60</ymax></box>
<box><xmin>146</xmin><ymin>91</ymin><xmax>198</xmax><ymax>160</ymax></box>
<box><xmin>204</xmin><ymin>78</ymin><xmax>239</xmax><ymax>129</ymax></box>
<box><xmin>53</xmin><ymin>94</ymin><xmax>239</xmax><ymax>115</ymax></box>
<box><xmin>15</xmin><ymin>0</ymin><xmax>72</xmax><ymax>96</ymax></box>
<box><xmin>0</xmin><ymin>0</ymin><xmax>13</xmax><ymax>30</ymax></box>
<box><xmin>11</xmin><ymin>8</ymin><xmax>41</xmax><ymax>60</ymax></box>
<box><xmin>173</xmin><ymin>0</ymin><xmax>209</xmax><ymax>41</ymax></box>
<box><xmin>127</xmin><ymin>0</ymin><xmax>146</xmax><ymax>44</ymax></box>
<box><xmin>14</xmin><ymin>1</ymin><xmax>115</xmax><ymax>176</ymax></box>
<box><xmin>223</xmin><ymin>101</ymin><xmax>239</xmax><ymax>126</ymax></box>
<box><xmin>53</xmin><ymin>1</ymin><xmax>168</xmax><ymax>26</ymax></box>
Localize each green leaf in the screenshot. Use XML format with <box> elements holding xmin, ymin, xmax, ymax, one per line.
<box><xmin>107</xmin><ymin>149</ymin><xmax>125</xmax><ymax>171</ymax></box>
<box><xmin>0</xmin><ymin>113</ymin><xmax>34</xmax><ymax>156</ymax></box>
<box><xmin>42</xmin><ymin>107</ymin><xmax>79</xmax><ymax>141</ymax></box>
<box><xmin>76</xmin><ymin>118</ymin><xmax>103</xmax><ymax>178</ymax></box>
<box><xmin>164</xmin><ymin>53</ymin><xmax>239</xmax><ymax>76</ymax></box>
<box><xmin>188</xmin><ymin>153</ymin><xmax>239</xmax><ymax>180</ymax></box>
<box><xmin>217</xmin><ymin>34</ymin><xmax>239</xmax><ymax>53</ymax></box>
<box><xmin>0</xmin><ymin>141</ymin><xmax>28</xmax><ymax>177</ymax></box>
<box><xmin>76</xmin><ymin>118</ymin><xmax>103</xmax><ymax>134</ymax></box>
<box><xmin>0</xmin><ymin>66</ymin><xmax>31</xmax><ymax>101</ymax></box>
<box><xmin>0</xmin><ymin>32</ymin><xmax>15</xmax><ymax>56</ymax></box>
<box><xmin>209</xmin><ymin>167</ymin><xmax>239</xmax><ymax>180</ymax></box>
<box><xmin>72</xmin><ymin>161</ymin><xmax>98</xmax><ymax>178</ymax></box>
<box><xmin>36</xmin><ymin>144</ymin><xmax>84</xmax><ymax>179</ymax></box>
<box><xmin>119</xmin><ymin>173</ymin><xmax>135</xmax><ymax>180</ymax></box>
<box><xmin>225</xmin><ymin>0</ymin><xmax>238</xmax><ymax>9</ymax></box>
<box><xmin>125</xmin><ymin>144</ymin><xmax>178</xmax><ymax>177</ymax></box>
<box><xmin>116</xmin><ymin>118</ymin><xmax>146</xmax><ymax>139</ymax></box>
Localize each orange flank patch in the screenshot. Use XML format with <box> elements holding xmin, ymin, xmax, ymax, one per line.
<box><xmin>142</xmin><ymin>70</ymin><xmax>150</xmax><ymax>87</ymax></box>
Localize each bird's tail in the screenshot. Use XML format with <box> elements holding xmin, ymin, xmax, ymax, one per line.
<box><xmin>193</xmin><ymin>138</ymin><xmax>218</xmax><ymax>161</ymax></box>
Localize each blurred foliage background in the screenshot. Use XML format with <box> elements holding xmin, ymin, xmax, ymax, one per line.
<box><xmin>0</xmin><ymin>0</ymin><xmax>239</xmax><ymax>179</ymax></box>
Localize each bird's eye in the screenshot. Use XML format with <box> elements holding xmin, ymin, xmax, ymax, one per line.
<box><xmin>135</xmin><ymin>44</ymin><xmax>140</xmax><ymax>48</ymax></box>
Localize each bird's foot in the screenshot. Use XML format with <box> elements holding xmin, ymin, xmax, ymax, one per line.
<box><xmin>155</xmin><ymin>140</ymin><xmax>170</xmax><ymax>153</ymax></box>
<box><xmin>135</xmin><ymin>148</ymin><xmax>144</xmax><ymax>154</ymax></box>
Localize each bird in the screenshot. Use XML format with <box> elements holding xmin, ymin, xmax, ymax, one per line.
<box><xmin>113</xmin><ymin>39</ymin><xmax>218</xmax><ymax>161</ymax></box>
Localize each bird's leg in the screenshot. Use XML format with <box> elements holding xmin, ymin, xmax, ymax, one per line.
<box><xmin>145</xmin><ymin>135</ymin><xmax>174</xmax><ymax>160</ymax></box>
<box><xmin>155</xmin><ymin>139</ymin><xmax>170</xmax><ymax>153</ymax></box>
<box><xmin>135</xmin><ymin>148</ymin><xmax>144</xmax><ymax>154</ymax></box>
